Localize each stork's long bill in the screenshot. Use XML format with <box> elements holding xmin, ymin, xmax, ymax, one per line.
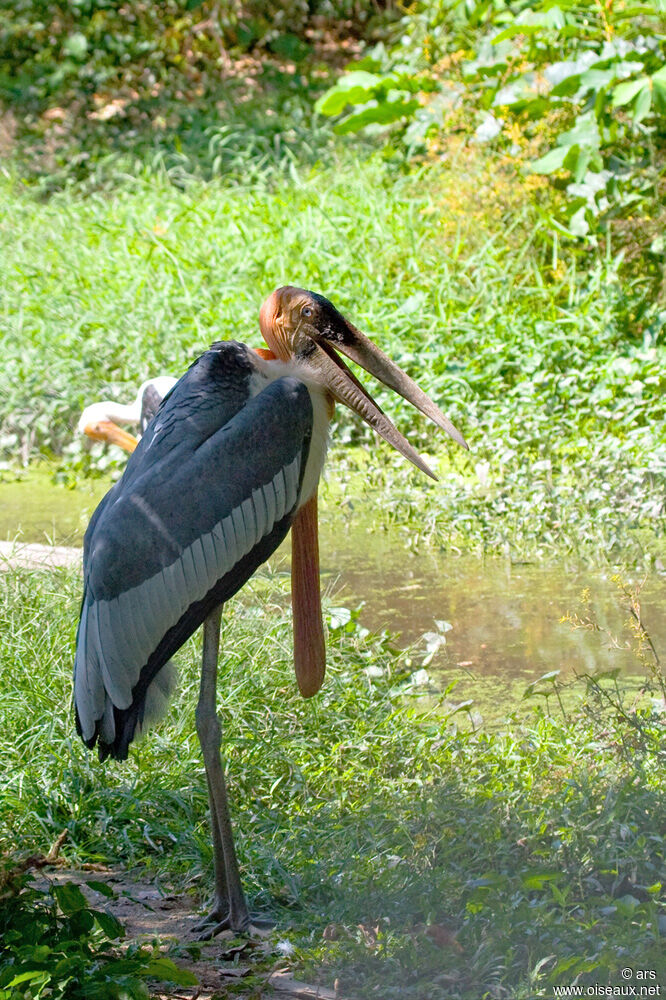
<box><xmin>259</xmin><ymin>286</ymin><xmax>467</xmax><ymax>699</ymax></box>
<box><xmin>259</xmin><ymin>286</ymin><xmax>467</xmax><ymax>478</ymax></box>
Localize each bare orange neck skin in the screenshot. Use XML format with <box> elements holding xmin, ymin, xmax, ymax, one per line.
<box><xmin>290</xmin><ymin>492</ymin><xmax>326</xmax><ymax>697</ymax></box>
<box><xmin>255</xmin><ymin>339</ymin><xmax>326</xmax><ymax>695</ymax></box>
<box><xmin>259</xmin><ymin>291</ymin><xmax>292</xmax><ymax>361</ymax></box>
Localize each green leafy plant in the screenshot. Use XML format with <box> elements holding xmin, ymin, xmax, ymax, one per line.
<box><xmin>316</xmin><ymin>1</ymin><xmax>666</xmax><ymax>260</ymax></box>
<box><xmin>459</xmin><ymin>0</ymin><xmax>666</xmax><ymax>240</ymax></box>
<box><xmin>0</xmin><ymin>856</ymin><xmax>197</xmax><ymax>999</ymax></box>
<box><xmin>315</xmin><ymin>66</ymin><xmax>434</xmax><ymax>134</ymax></box>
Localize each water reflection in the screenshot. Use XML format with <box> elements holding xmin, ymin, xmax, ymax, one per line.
<box><xmin>1</xmin><ymin>473</ymin><xmax>663</xmax><ymax>699</ymax></box>
<box><xmin>316</xmin><ymin>519</ymin><xmax>665</xmax><ymax>692</ymax></box>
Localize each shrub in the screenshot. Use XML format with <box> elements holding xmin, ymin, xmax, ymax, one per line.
<box><xmin>316</xmin><ymin>0</ymin><xmax>666</xmax><ymax>274</ymax></box>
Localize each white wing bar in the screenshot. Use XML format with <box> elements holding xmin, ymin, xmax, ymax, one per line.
<box><xmin>75</xmin><ymin>456</ymin><xmax>301</xmax><ymax>742</ymax></box>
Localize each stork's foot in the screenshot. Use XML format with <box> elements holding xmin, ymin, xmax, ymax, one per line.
<box><xmin>192</xmin><ymin>897</ymin><xmax>236</xmax><ymax>936</ymax></box>
<box><xmin>195</xmin><ymin>911</ymin><xmax>234</xmax><ymax>940</ymax></box>
<box><xmin>193</xmin><ymin>899</ymin><xmax>275</xmax><ymax>940</ymax></box>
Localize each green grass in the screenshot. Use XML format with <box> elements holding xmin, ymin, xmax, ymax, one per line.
<box><xmin>1</xmin><ymin>154</ymin><xmax>665</xmax><ymax>561</ymax></box>
<box><xmin>1</xmin><ymin>565</ymin><xmax>664</xmax><ymax>998</ymax></box>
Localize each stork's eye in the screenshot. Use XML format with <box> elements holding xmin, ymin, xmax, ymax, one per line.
<box><xmin>302</xmin><ymin>306</ymin><xmax>313</xmax><ymax>318</ymax></box>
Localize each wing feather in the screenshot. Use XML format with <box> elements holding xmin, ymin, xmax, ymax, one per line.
<box><xmin>90</xmin><ymin>601</ymin><xmax>132</xmax><ymax>709</ymax></box>
<box><xmin>158</xmin><ymin>563</ymin><xmax>182</xmax><ymax>620</ymax></box>
<box><xmin>262</xmin><ymin>480</ymin><xmax>277</xmax><ymax>526</ymax></box>
<box><xmin>251</xmin><ymin>486</ymin><xmax>267</xmax><ymax>541</ymax></box>
<box><xmin>104</xmin><ymin>596</ymin><xmax>135</xmax><ymax>668</ymax></box>
<box><xmin>199</xmin><ymin>530</ymin><xmax>219</xmax><ymax>583</ymax></box>
<box><xmin>95</xmin><ymin>599</ymin><xmax>135</xmax><ymax>705</ymax></box>
<box><xmin>166</xmin><ymin>558</ymin><xmax>191</xmax><ymax>617</ymax></box>
<box><xmin>284</xmin><ymin>456</ymin><xmax>300</xmax><ymax>508</ymax></box>
<box><xmin>137</xmin><ymin>573</ymin><xmax>169</xmax><ymax>639</ymax></box>
<box><xmin>273</xmin><ymin>468</ymin><xmax>287</xmax><ymax>520</ymax></box>
<box><xmin>74</xmin><ymin>605</ymin><xmax>105</xmax><ymax>741</ymax></box>
<box><xmin>231</xmin><ymin>504</ymin><xmax>248</xmax><ymax>558</ymax></box>
<box><xmin>241</xmin><ymin>497</ymin><xmax>257</xmax><ymax>549</ymax></box>
<box><xmin>117</xmin><ymin>589</ymin><xmax>154</xmax><ymax>665</ymax></box>
<box><xmin>100</xmin><ymin>696</ymin><xmax>116</xmax><ymax>745</ymax></box>
<box><xmin>190</xmin><ymin>537</ymin><xmax>214</xmax><ymax>591</ymax></box>
<box><xmin>220</xmin><ymin>514</ymin><xmax>238</xmax><ymax>566</ymax></box>
<box><xmin>180</xmin><ymin>543</ymin><xmax>202</xmax><ymax>597</ymax></box>
<box><xmin>211</xmin><ymin>521</ymin><xmax>230</xmax><ymax>567</ymax></box>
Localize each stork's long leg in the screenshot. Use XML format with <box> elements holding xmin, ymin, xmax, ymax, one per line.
<box><xmin>192</xmin><ymin>772</ymin><xmax>230</xmax><ymax>932</ymax></box>
<box><xmin>194</xmin><ymin>606</ymin><xmax>250</xmax><ymax>937</ymax></box>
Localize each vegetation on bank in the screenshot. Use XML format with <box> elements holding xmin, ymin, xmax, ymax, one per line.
<box><xmin>1</xmin><ymin>156</ymin><xmax>665</xmax><ymax>563</ymax></box>
<box><xmin>1</xmin><ymin>3</ymin><xmax>665</xmax><ymax>563</ymax></box>
<box><xmin>318</xmin><ymin>1</ymin><xmax>666</xmax><ymax>271</ymax></box>
<box><xmin>1</xmin><ymin>566</ymin><xmax>664</xmax><ymax>999</ymax></box>
<box><xmin>0</xmin><ymin>0</ymin><xmax>377</xmax><ymax>188</ymax></box>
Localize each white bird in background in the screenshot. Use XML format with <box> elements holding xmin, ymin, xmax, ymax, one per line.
<box><xmin>77</xmin><ymin>375</ymin><xmax>178</xmax><ymax>453</ymax></box>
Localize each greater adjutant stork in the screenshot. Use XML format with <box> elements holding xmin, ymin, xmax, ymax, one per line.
<box><xmin>74</xmin><ymin>286</ymin><xmax>467</xmax><ymax>936</ymax></box>
<box><xmin>77</xmin><ymin>375</ymin><xmax>178</xmax><ymax>453</ymax></box>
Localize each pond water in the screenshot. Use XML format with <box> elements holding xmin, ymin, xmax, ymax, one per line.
<box><xmin>314</xmin><ymin>515</ymin><xmax>666</xmax><ymax>713</ymax></box>
<box><xmin>1</xmin><ymin>469</ymin><xmax>663</xmax><ymax>712</ymax></box>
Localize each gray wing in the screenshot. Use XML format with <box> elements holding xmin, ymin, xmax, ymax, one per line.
<box><xmin>74</xmin><ymin>373</ymin><xmax>313</xmax><ymax>761</ymax></box>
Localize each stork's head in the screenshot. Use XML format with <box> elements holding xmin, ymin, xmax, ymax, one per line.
<box><xmin>260</xmin><ymin>286</ymin><xmax>467</xmax><ymax>479</ymax></box>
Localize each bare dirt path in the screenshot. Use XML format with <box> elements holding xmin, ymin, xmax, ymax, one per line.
<box><xmin>34</xmin><ymin>865</ymin><xmax>339</xmax><ymax>1000</ymax></box>
<box><xmin>0</xmin><ymin>540</ymin><xmax>81</xmax><ymax>571</ymax></box>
